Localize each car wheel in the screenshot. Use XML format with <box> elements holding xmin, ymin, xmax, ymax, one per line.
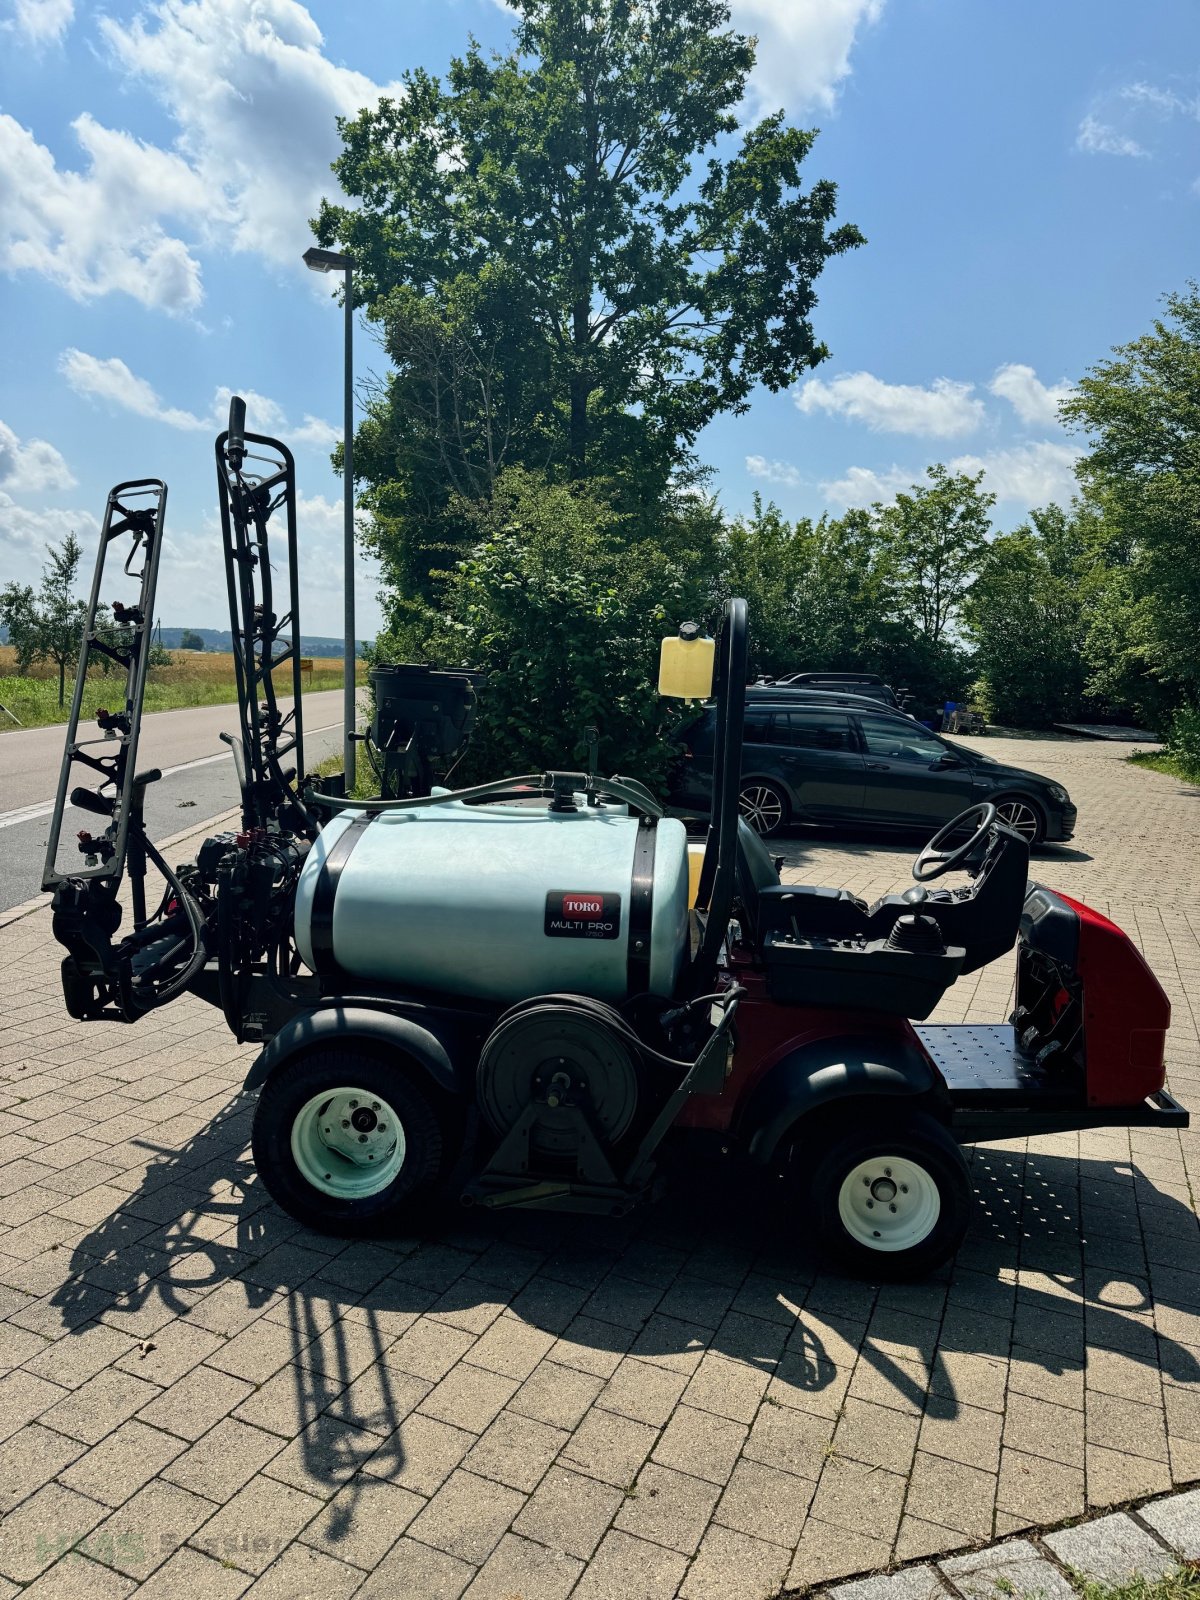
<box><xmin>252</xmin><ymin>1046</ymin><xmax>445</xmax><ymax>1236</ymax></box>
<box><xmin>738</xmin><ymin>779</ymin><xmax>789</xmax><ymax>838</ymax></box>
<box><xmin>993</xmin><ymin>795</ymin><xmax>1045</xmax><ymax>847</ymax></box>
<box><xmin>807</xmin><ymin>1113</ymin><xmax>972</xmax><ymax>1279</ymax></box>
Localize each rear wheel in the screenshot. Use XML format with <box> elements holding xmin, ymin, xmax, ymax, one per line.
<box><xmin>993</xmin><ymin>795</ymin><xmax>1045</xmax><ymax>846</ymax></box>
<box><xmin>807</xmin><ymin>1113</ymin><xmax>972</xmax><ymax>1278</ymax></box>
<box><xmin>252</xmin><ymin>1047</ymin><xmax>445</xmax><ymax>1236</ymax></box>
<box><xmin>739</xmin><ymin>779</ymin><xmax>789</xmax><ymax>838</ymax></box>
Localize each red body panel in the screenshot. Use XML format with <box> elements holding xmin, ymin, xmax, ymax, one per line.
<box><xmin>674</xmin><ymin>950</ymin><xmax>919</xmax><ymax>1133</ymax></box>
<box><xmin>1060</xmin><ymin>893</ymin><xmax>1171</xmax><ymax>1106</ymax></box>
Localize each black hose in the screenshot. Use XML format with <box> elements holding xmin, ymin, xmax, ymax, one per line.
<box><xmin>305</xmin><ymin>770</ymin><xmax>664</xmax><ymax>820</ymax></box>
<box><xmin>306</xmin><ymin>774</ymin><xmax>544</xmax><ymax>814</ymax></box>
<box><xmin>127</xmin><ymin>837</ymin><xmax>207</xmax><ymax>1013</ymax></box>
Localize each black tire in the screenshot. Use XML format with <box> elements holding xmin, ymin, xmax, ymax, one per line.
<box><xmin>992</xmin><ymin>794</ymin><xmax>1045</xmax><ymax>848</ymax></box>
<box><xmin>739</xmin><ymin>778</ymin><xmax>789</xmax><ymax>838</ymax></box>
<box><xmin>806</xmin><ymin>1112</ymin><xmax>972</xmax><ymax>1279</ymax></box>
<box><xmin>251</xmin><ymin>1046</ymin><xmax>445</xmax><ymax>1236</ymax></box>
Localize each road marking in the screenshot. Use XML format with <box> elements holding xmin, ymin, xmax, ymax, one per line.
<box><xmin>0</xmin><ymin>720</ymin><xmax>342</xmax><ymax>831</ymax></box>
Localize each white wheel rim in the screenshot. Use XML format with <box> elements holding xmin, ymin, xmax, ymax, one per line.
<box><xmin>837</xmin><ymin>1155</ymin><xmax>941</xmax><ymax>1252</ymax></box>
<box><xmin>740</xmin><ymin>785</ymin><xmax>783</xmax><ymax>834</ymax></box>
<box><xmin>996</xmin><ymin>801</ymin><xmax>1038</xmax><ymax>842</ymax></box>
<box><xmin>290</xmin><ymin>1086</ymin><xmax>406</xmax><ymax>1200</ymax></box>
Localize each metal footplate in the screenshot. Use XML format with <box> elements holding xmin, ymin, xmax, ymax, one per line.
<box><xmin>916</xmin><ymin>1024</ymin><xmax>1189</xmax><ymax>1139</ymax></box>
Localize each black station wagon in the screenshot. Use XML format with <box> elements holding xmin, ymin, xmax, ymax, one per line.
<box><xmin>670</xmin><ymin>699</ymin><xmax>1077</xmax><ymax>845</ymax></box>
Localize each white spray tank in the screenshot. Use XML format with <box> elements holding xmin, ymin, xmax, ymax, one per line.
<box><xmin>294</xmin><ymin>793</ymin><xmax>690</xmax><ymax>1004</ymax></box>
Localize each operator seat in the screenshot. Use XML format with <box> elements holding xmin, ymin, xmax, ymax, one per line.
<box><xmin>731</xmin><ymin>819</ymin><xmax>782</xmax><ymax>947</ymax></box>
<box><xmin>750</xmin><ymin>823</ymin><xmax>1030</xmax><ymax>977</ymax></box>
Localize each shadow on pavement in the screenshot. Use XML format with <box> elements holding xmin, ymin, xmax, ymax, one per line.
<box><xmin>50</xmin><ymin>1100</ymin><xmax>1200</xmax><ymax>1543</ymax></box>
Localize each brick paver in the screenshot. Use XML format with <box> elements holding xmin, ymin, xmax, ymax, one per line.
<box><xmin>0</xmin><ymin>733</ymin><xmax>1198</xmax><ymax>1595</ymax></box>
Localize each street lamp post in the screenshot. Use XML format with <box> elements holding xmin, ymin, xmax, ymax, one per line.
<box><xmin>303</xmin><ymin>245</ymin><xmax>357</xmax><ymax>791</ymax></box>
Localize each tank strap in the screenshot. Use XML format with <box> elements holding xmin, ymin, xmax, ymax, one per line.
<box><xmin>627</xmin><ymin>817</ymin><xmax>657</xmax><ymax>994</ymax></box>
<box><xmin>309</xmin><ymin>813</ymin><xmax>375</xmax><ymax>976</ymax></box>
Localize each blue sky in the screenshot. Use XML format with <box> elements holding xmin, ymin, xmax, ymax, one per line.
<box><xmin>1</xmin><ymin>0</ymin><xmax>1197</xmax><ymax>637</ymax></box>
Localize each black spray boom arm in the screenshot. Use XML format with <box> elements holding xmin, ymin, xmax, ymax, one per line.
<box><xmin>42</xmin><ymin>479</ymin><xmax>208</xmax><ymax>1021</ymax></box>
<box><xmin>215</xmin><ymin>395</ymin><xmax>314</xmax><ymax>840</ymax></box>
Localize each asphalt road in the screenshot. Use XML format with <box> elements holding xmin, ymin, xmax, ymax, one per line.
<box><xmin>0</xmin><ymin>690</ymin><xmax>353</xmax><ymax>914</ymax></box>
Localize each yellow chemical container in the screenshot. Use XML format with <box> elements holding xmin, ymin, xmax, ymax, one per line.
<box><xmin>687</xmin><ymin>842</ymin><xmax>706</xmax><ymax>909</ymax></box>
<box><xmin>658</xmin><ymin>625</ymin><xmax>715</xmax><ymax>700</ymax></box>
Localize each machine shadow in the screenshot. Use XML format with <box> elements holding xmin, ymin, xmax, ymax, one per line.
<box><xmin>51</xmin><ymin>1103</ymin><xmax>1200</xmax><ymax>1539</ymax></box>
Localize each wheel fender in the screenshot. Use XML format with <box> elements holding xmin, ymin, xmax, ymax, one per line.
<box><xmin>738</xmin><ymin>1034</ymin><xmax>942</xmax><ymax>1166</ymax></box>
<box><xmin>243</xmin><ymin>1005</ymin><xmax>457</xmax><ymax>1098</ymax></box>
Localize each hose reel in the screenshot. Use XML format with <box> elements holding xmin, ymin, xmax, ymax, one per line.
<box><xmin>477</xmin><ymin>997</ymin><xmax>640</xmax><ymax>1169</ymax></box>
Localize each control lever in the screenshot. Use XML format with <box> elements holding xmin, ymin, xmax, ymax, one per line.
<box><xmin>227</xmin><ymin>395</ymin><xmax>247</xmax><ymax>472</ymax></box>
<box><xmin>71</xmin><ymin>788</ymin><xmax>115</xmax><ymax>817</ymax></box>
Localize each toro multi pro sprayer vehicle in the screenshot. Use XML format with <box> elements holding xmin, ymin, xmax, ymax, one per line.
<box><xmin>41</xmin><ymin>401</ymin><xmax>1185</xmax><ymax>1278</ymax></box>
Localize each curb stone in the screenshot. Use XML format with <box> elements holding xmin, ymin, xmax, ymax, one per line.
<box><xmin>813</xmin><ymin>1486</ymin><xmax>1200</xmax><ymax>1600</ymax></box>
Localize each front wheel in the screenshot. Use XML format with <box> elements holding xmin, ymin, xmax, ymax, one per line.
<box><xmin>993</xmin><ymin>795</ymin><xmax>1045</xmax><ymax>847</ymax></box>
<box><xmin>252</xmin><ymin>1047</ymin><xmax>445</xmax><ymax>1236</ymax></box>
<box><xmin>807</xmin><ymin>1113</ymin><xmax>972</xmax><ymax>1279</ymax></box>
<box><xmin>739</xmin><ymin>779</ymin><xmax>789</xmax><ymax>838</ymax></box>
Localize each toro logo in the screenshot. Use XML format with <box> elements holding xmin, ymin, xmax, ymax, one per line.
<box><xmin>544</xmin><ymin>890</ymin><xmax>621</xmax><ymax>940</ymax></box>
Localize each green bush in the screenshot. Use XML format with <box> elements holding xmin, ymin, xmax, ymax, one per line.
<box><xmin>1167</xmin><ymin>704</ymin><xmax>1200</xmax><ymax>778</ymax></box>
<box><xmin>377</xmin><ymin>468</ymin><xmax>715</xmax><ymax>790</ymax></box>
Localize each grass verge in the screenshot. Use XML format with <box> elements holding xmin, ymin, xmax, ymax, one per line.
<box><xmin>1128</xmin><ymin>751</ymin><xmax>1200</xmax><ymax>786</ymax></box>
<box><xmin>0</xmin><ymin>650</ymin><xmax>363</xmax><ymax>733</ymax></box>
<box><xmin>312</xmin><ymin>751</ymin><xmax>380</xmax><ymax>801</ymax></box>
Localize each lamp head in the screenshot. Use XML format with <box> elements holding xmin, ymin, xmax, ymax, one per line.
<box><xmin>303</xmin><ymin>246</ymin><xmax>352</xmax><ymax>273</ymax></box>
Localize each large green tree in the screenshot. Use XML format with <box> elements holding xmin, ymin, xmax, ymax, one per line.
<box><xmin>0</xmin><ymin>532</ymin><xmax>90</xmax><ymax>707</ymax></box>
<box><xmin>876</xmin><ymin>464</ymin><xmax>994</xmax><ymax>644</ymax></box>
<box><xmin>316</xmin><ymin>0</ymin><xmax>862</xmax><ymax>595</ymax></box>
<box><xmin>1063</xmin><ymin>283</ymin><xmax>1200</xmax><ymax>708</ymax></box>
<box><xmin>963</xmin><ymin>504</ymin><xmax>1089</xmax><ymax>727</ymax></box>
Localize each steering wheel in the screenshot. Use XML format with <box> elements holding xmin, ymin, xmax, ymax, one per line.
<box><xmin>913</xmin><ymin>802</ymin><xmax>997</xmax><ymax>883</ymax></box>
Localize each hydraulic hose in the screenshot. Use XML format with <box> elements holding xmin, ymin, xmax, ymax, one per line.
<box><xmin>305</xmin><ymin>771</ymin><xmax>664</xmax><ymax>820</ymax></box>
<box><xmin>305</xmin><ymin>774</ymin><xmax>544</xmax><ymax>814</ymax></box>
<box><xmin>127</xmin><ymin>836</ymin><xmax>207</xmax><ymax>1014</ymax></box>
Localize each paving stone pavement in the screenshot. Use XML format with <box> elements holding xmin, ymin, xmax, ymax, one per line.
<box><xmin>0</xmin><ymin>732</ymin><xmax>1197</xmax><ymax>1598</ymax></box>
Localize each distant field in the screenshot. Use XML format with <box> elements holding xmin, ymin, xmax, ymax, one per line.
<box><xmin>0</xmin><ymin>647</ymin><xmax>363</xmax><ymax>733</ymax></box>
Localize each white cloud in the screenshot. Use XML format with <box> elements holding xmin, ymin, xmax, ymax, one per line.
<box><xmin>1</xmin><ymin>1</ymin><xmax>400</xmax><ymax>312</ymax></box>
<box><xmin>820</xmin><ymin>463</ymin><xmax>914</xmax><ymax>508</ymax></box>
<box><xmin>0</xmin><ymin>492</ymin><xmax>98</xmax><ymax>555</ymax></box>
<box><xmin>1075</xmin><ymin>114</ymin><xmax>1148</xmax><ymax>158</ymax></box>
<box><xmin>99</xmin><ymin>0</ymin><xmax>403</xmax><ymax>265</ymax></box>
<box><xmin>4</xmin><ymin>0</ymin><xmax>73</xmax><ymax>45</ymax></box>
<box><xmin>988</xmin><ymin>364</ymin><xmax>1073</xmax><ymax>429</ymax></box>
<box><xmin>211</xmin><ymin>386</ymin><xmax>287</xmax><ymax>435</ymax></box>
<box><xmin>59</xmin><ymin>348</ymin><xmax>335</xmax><ymax>449</ymax></box>
<box><xmin>745</xmin><ymin>454</ymin><xmax>802</xmax><ymax>488</ymax></box>
<box><xmin>0</xmin><ymin>113</ymin><xmax>215</xmax><ymax>311</ymax></box>
<box><xmin>795</xmin><ymin>371</ymin><xmax>983</xmax><ymax>438</ymax></box>
<box><xmin>292</xmin><ymin>416</ymin><xmax>341</xmax><ymax>448</ymax></box>
<box><xmin>59</xmin><ymin>349</ymin><xmax>209</xmax><ymax>430</ymax></box>
<box><xmin>1120</xmin><ymin>81</ymin><xmax>1200</xmax><ymax>120</ymax></box>
<box><xmin>0</xmin><ymin>420</ymin><xmax>76</xmax><ymax>494</ymax></box>
<box><xmin>948</xmin><ymin>440</ymin><xmax>1080</xmax><ymax>506</ymax></box>
<box><xmin>822</xmin><ymin>440</ymin><xmax>1081</xmax><ymax>512</ymax></box>
<box><xmin>730</xmin><ymin>0</ymin><xmax>885</xmax><ymax>113</ymax></box>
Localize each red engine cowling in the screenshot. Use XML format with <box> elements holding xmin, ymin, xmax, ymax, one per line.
<box><xmin>1063</xmin><ymin>893</ymin><xmax>1170</xmax><ymax>1106</ymax></box>
<box><xmin>1019</xmin><ymin>889</ymin><xmax>1170</xmax><ymax>1107</ymax></box>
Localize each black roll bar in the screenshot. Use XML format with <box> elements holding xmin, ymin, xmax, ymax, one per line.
<box><xmin>691</xmin><ymin>597</ymin><xmax>747</xmax><ymax>989</ymax></box>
